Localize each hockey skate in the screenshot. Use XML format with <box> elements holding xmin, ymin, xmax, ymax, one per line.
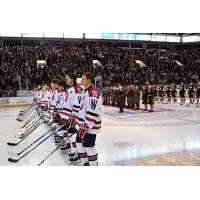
<box><xmin>69</xmin><ymin>153</ymin><xmax>81</xmax><ymax>164</ymax></box>
<box><xmin>60</xmin><ymin>142</ymin><xmax>72</xmax><ymax>154</ymax></box>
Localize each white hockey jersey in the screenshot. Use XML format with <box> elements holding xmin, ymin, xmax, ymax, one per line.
<box><xmin>59</xmin><ymin>84</ymin><xmax>82</xmax><ymax>120</ymax></box>
<box><xmin>46</xmin><ymin>89</ymin><xmax>51</xmax><ymax>109</ymax></box>
<box><xmin>40</xmin><ymin>91</ymin><xmax>48</xmax><ymax>108</ymax></box>
<box><xmin>36</xmin><ymin>91</ymin><xmax>42</xmax><ymax>104</ymax></box>
<box><xmin>49</xmin><ymin>89</ymin><xmax>60</xmax><ymax>112</ymax></box>
<box><xmin>57</xmin><ymin>90</ymin><xmax>66</xmax><ymax>113</ymax></box>
<box><xmin>76</xmin><ymin>85</ymin><xmax>102</xmax><ymax>134</ymax></box>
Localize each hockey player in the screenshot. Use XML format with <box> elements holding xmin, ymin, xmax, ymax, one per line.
<box><xmin>40</xmin><ymin>84</ymin><xmax>49</xmax><ymax>110</ymax></box>
<box><xmin>48</xmin><ymin>79</ymin><xmax>61</xmax><ymax>142</ymax></box>
<box><xmin>75</xmin><ymin>72</ymin><xmax>102</xmax><ymax>166</ymax></box>
<box><xmin>54</xmin><ymin>80</ymin><xmax>68</xmax><ymax>144</ymax></box>
<box><xmin>36</xmin><ymin>85</ymin><xmax>42</xmax><ymax>105</ymax></box>
<box><xmin>58</xmin><ymin>73</ymin><xmax>83</xmax><ymax>160</ymax></box>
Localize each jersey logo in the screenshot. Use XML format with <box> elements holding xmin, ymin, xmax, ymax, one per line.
<box><xmin>91</xmin><ymin>99</ymin><xmax>97</xmax><ymax>110</ymax></box>
<box><xmin>92</xmin><ymin>90</ymin><xmax>99</xmax><ymax>97</ymax></box>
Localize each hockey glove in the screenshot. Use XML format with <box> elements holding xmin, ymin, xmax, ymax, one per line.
<box><xmin>78</xmin><ymin>125</ymin><xmax>88</xmax><ymax>139</ymax></box>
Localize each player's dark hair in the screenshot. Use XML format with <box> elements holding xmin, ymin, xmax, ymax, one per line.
<box><xmin>67</xmin><ymin>73</ymin><xmax>76</xmax><ymax>84</ymax></box>
<box><xmin>58</xmin><ymin>79</ymin><xmax>67</xmax><ymax>90</ymax></box>
<box><xmin>82</xmin><ymin>72</ymin><xmax>95</xmax><ymax>85</ymax></box>
<box><xmin>51</xmin><ymin>79</ymin><xmax>59</xmax><ymax>84</ymax></box>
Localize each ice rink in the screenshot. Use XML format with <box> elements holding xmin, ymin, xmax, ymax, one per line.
<box><xmin>1</xmin><ymin>101</ymin><xmax>200</xmax><ymax>166</ymax></box>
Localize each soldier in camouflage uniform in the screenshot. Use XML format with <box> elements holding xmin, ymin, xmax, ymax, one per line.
<box><xmin>110</xmin><ymin>86</ymin><xmax>116</xmax><ymax>106</ymax></box>
<box><xmin>142</xmin><ymin>84</ymin><xmax>155</xmax><ymax>112</ymax></box>
<box><xmin>126</xmin><ymin>85</ymin><xmax>133</xmax><ymax>108</ymax></box>
<box><xmin>172</xmin><ymin>85</ymin><xmax>177</xmax><ymax>103</ymax></box>
<box><xmin>116</xmin><ymin>85</ymin><xmax>126</xmax><ymax>113</ymax></box>
<box><xmin>133</xmin><ymin>85</ymin><xmax>140</xmax><ymax>110</ymax></box>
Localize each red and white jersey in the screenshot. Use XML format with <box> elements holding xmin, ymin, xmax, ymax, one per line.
<box><xmin>76</xmin><ymin>86</ymin><xmax>102</xmax><ymax>134</ymax></box>
<box><xmin>40</xmin><ymin>91</ymin><xmax>48</xmax><ymax>108</ymax></box>
<box><xmin>36</xmin><ymin>91</ymin><xmax>42</xmax><ymax>104</ymax></box>
<box><xmin>46</xmin><ymin>89</ymin><xmax>51</xmax><ymax>109</ymax></box>
<box><xmin>49</xmin><ymin>89</ymin><xmax>60</xmax><ymax>112</ymax></box>
<box><xmin>60</xmin><ymin>84</ymin><xmax>83</xmax><ymax>120</ymax></box>
<box><xmin>57</xmin><ymin>90</ymin><xmax>66</xmax><ymax>112</ymax></box>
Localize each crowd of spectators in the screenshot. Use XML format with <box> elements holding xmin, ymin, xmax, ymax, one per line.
<box><xmin>0</xmin><ymin>45</ymin><xmax>200</xmax><ymax>97</ymax></box>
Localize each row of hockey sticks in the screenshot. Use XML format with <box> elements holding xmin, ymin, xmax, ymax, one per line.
<box><xmin>20</xmin><ymin>111</ymin><xmax>39</xmax><ymax>129</ymax></box>
<box><xmin>18</xmin><ymin>103</ymin><xmax>36</xmax><ymax>117</ymax></box>
<box><xmin>15</xmin><ymin>115</ymin><xmax>43</xmax><ymax>139</ymax></box>
<box><xmin>18</xmin><ymin>104</ymin><xmax>34</xmax><ymax>116</ymax></box>
<box><xmin>16</xmin><ymin>106</ymin><xmax>37</xmax><ymax>121</ymax></box>
<box><xmin>19</xmin><ymin>108</ymin><xmax>46</xmax><ymax>132</ymax></box>
<box><xmin>7</xmin><ymin>118</ymin><xmax>44</xmax><ymax>146</ymax></box>
<box><xmin>19</xmin><ymin>102</ymin><xmax>35</xmax><ymax>114</ymax></box>
<box><xmin>8</xmin><ymin>124</ymin><xmax>67</xmax><ymax>164</ymax></box>
<box><xmin>17</xmin><ymin>111</ymin><xmax>50</xmax><ymax>139</ymax></box>
<box><xmin>7</xmin><ymin>108</ymin><xmax>52</xmax><ymax>146</ymax></box>
<box><xmin>37</xmin><ymin>131</ymin><xmax>76</xmax><ymax>166</ymax></box>
<box><xmin>17</xmin><ymin>104</ymin><xmax>47</xmax><ymax>133</ymax></box>
<box><xmin>8</xmin><ymin>105</ymin><xmax>76</xmax><ymax>165</ymax></box>
<box><xmin>16</xmin><ymin>107</ymin><xmax>52</xmax><ymax>139</ymax></box>
<box><xmin>9</xmin><ymin>126</ymin><xmax>57</xmax><ymax>156</ymax></box>
<box><xmin>18</xmin><ymin>106</ymin><xmax>38</xmax><ymax>121</ymax></box>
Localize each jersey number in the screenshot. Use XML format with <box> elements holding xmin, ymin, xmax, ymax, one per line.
<box><xmin>91</xmin><ymin>99</ymin><xmax>97</xmax><ymax>110</ymax></box>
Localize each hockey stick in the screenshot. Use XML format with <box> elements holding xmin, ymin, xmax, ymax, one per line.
<box><xmin>37</xmin><ymin>132</ymin><xmax>76</xmax><ymax>166</ymax></box>
<box><xmin>8</xmin><ymin>124</ymin><xmax>66</xmax><ymax>163</ymax></box>
<box><xmin>7</xmin><ymin>120</ymin><xmax>44</xmax><ymax>146</ymax></box>
<box><xmin>10</xmin><ymin>125</ymin><xmax>64</xmax><ymax>156</ymax></box>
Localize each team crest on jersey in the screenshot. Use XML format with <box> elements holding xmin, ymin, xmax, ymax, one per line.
<box><xmin>92</xmin><ymin>90</ymin><xmax>99</xmax><ymax>97</ymax></box>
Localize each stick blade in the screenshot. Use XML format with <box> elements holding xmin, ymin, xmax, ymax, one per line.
<box><xmin>8</xmin><ymin>158</ymin><xmax>19</xmax><ymax>163</ymax></box>
<box><xmin>7</xmin><ymin>142</ymin><xmax>18</xmax><ymax>146</ymax></box>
